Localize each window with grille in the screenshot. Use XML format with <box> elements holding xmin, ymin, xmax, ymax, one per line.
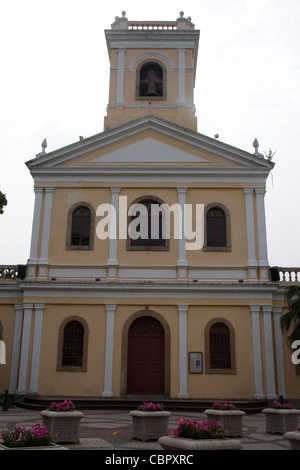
<box><xmin>209</xmin><ymin>322</ymin><xmax>231</xmax><ymax>369</ymax></box>
<box><xmin>62</xmin><ymin>321</ymin><xmax>84</xmax><ymax>367</ymax></box>
<box><xmin>71</xmin><ymin>206</ymin><xmax>91</xmax><ymax>246</ymax></box>
<box><xmin>207</xmin><ymin>208</ymin><xmax>226</xmax><ymax>247</ymax></box>
<box><xmin>129</xmin><ymin>199</ymin><xmax>166</xmax><ymax>248</ymax></box>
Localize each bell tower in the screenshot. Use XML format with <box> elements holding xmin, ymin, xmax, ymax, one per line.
<box><xmin>104</xmin><ymin>12</ymin><xmax>200</xmax><ymax>131</ymax></box>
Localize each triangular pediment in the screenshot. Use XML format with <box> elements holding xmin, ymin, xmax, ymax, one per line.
<box><xmin>26</xmin><ymin>115</ymin><xmax>273</xmax><ymax>181</ymax></box>
<box><xmin>90</xmin><ymin>137</ymin><xmax>207</xmax><ymax>164</ymax></box>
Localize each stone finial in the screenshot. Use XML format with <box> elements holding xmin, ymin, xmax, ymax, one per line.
<box><xmin>253</xmin><ymin>138</ymin><xmax>263</xmax><ymax>158</ymax></box>
<box><xmin>35</xmin><ymin>138</ymin><xmax>47</xmax><ymax>158</ymax></box>
<box><xmin>111</xmin><ymin>11</ymin><xmax>128</xmax><ymax>29</ymax></box>
<box><xmin>177</xmin><ymin>12</ymin><xmax>194</xmax><ymax>30</ymax></box>
<box><xmin>41</xmin><ymin>138</ymin><xmax>47</xmax><ymax>153</ymax></box>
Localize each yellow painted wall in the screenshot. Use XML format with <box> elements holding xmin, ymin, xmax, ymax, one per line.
<box><xmin>0</xmin><ymin>303</ymin><xmax>16</xmax><ymax>392</ymax></box>
<box><xmin>37</xmin><ymin>303</ymin><xmax>107</xmax><ymax>396</ymax></box>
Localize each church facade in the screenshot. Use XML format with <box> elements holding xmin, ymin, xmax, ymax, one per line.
<box><xmin>0</xmin><ymin>13</ymin><xmax>299</xmax><ymax>404</ymax></box>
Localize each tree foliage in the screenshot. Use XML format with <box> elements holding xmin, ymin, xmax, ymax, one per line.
<box><xmin>280</xmin><ymin>285</ymin><xmax>300</xmax><ymax>346</ymax></box>
<box><xmin>0</xmin><ymin>190</ymin><xmax>7</xmax><ymax>214</ymax></box>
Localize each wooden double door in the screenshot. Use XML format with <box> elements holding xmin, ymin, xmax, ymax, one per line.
<box><xmin>127</xmin><ymin>316</ymin><xmax>165</xmax><ymax>395</ymax></box>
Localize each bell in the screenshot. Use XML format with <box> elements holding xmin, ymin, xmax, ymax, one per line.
<box><xmin>145</xmin><ymin>82</ymin><xmax>159</xmax><ymax>96</ymax></box>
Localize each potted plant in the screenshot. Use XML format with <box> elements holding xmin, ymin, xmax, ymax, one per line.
<box><xmin>204</xmin><ymin>402</ymin><xmax>245</xmax><ymax>437</ymax></box>
<box><xmin>158</xmin><ymin>417</ymin><xmax>243</xmax><ymax>450</ymax></box>
<box><xmin>0</xmin><ymin>423</ymin><xmax>65</xmax><ymax>450</ymax></box>
<box><xmin>130</xmin><ymin>402</ymin><xmax>171</xmax><ymax>441</ymax></box>
<box><xmin>262</xmin><ymin>400</ymin><xmax>300</xmax><ymax>434</ymax></box>
<box><xmin>40</xmin><ymin>399</ymin><xmax>84</xmax><ymax>444</ymax></box>
<box><xmin>285</xmin><ymin>424</ymin><xmax>300</xmax><ymax>450</ymax></box>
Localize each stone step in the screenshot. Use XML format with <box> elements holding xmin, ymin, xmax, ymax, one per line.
<box><xmin>17</xmin><ymin>396</ymin><xmax>268</xmax><ymax>414</ymax></box>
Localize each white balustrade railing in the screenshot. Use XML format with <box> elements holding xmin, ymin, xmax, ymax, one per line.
<box><xmin>0</xmin><ymin>266</ymin><xmax>18</xmax><ymax>279</ymax></box>
<box><xmin>278</xmin><ymin>268</ymin><xmax>300</xmax><ymax>283</ymax></box>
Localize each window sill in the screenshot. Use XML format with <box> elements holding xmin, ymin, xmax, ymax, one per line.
<box><xmin>66</xmin><ymin>245</ymin><xmax>93</xmax><ymax>251</ymax></box>
<box><xmin>56</xmin><ymin>365</ymin><xmax>87</xmax><ymax>372</ymax></box>
<box><xmin>205</xmin><ymin>368</ymin><xmax>236</xmax><ymax>374</ymax></box>
<box><xmin>202</xmin><ymin>246</ymin><xmax>232</xmax><ymax>252</ymax></box>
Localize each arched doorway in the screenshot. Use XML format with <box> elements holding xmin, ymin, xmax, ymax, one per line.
<box><xmin>127</xmin><ymin>316</ymin><xmax>165</xmax><ymax>395</ymax></box>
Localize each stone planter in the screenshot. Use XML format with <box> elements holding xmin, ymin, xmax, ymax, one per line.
<box><xmin>204</xmin><ymin>409</ymin><xmax>245</xmax><ymax>437</ymax></box>
<box><xmin>158</xmin><ymin>435</ymin><xmax>243</xmax><ymax>450</ymax></box>
<box><xmin>130</xmin><ymin>410</ymin><xmax>171</xmax><ymax>441</ymax></box>
<box><xmin>284</xmin><ymin>431</ymin><xmax>300</xmax><ymax>450</ymax></box>
<box><xmin>40</xmin><ymin>410</ymin><xmax>84</xmax><ymax>443</ymax></box>
<box><xmin>262</xmin><ymin>408</ymin><xmax>300</xmax><ymax>434</ymax></box>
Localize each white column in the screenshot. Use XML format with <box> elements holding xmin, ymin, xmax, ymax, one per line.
<box><xmin>38</xmin><ymin>187</ymin><xmax>54</xmax><ymax>265</ymax></box>
<box><xmin>102</xmin><ymin>304</ymin><xmax>117</xmax><ymax>398</ymax></box>
<box><xmin>255</xmin><ymin>188</ymin><xmax>269</xmax><ymax>279</ymax></box>
<box><xmin>177</xmin><ymin>48</ymin><xmax>186</xmax><ymax>105</ymax></box>
<box><xmin>250</xmin><ymin>305</ymin><xmax>265</xmax><ymax>399</ymax></box>
<box><xmin>8</xmin><ymin>304</ymin><xmax>24</xmax><ymax>393</ymax></box>
<box><xmin>27</xmin><ymin>187</ymin><xmax>43</xmax><ymax>266</ymax></box>
<box><xmin>262</xmin><ymin>305</ymin><xmax>277</xmax><ymax>399</ymax></box>
<box><xmin>17</xmin><ymin>303</ymin><xmax>33</xmax><ymax>394</ymax></box>
<box><xmin>116</xmin><ymin>48</ymin><xmax>126</xmax><ymax>104</ymax></box>
<box><xmin>177</xmin><ymin>187</ymin><xmax>188</xmax><ymax>276</ymax></box>
<box><xmin>107</xmin><ymin>187</ymin><xmax>120</xmax><ymax>277</ymax></box>
<box><xmin>178</xmin><ymin>304</ymin><xmax>189</xmax><ymax>398</ymax></box>
<box><xmin>28</xmin><ymin>303</ymin><xmax>45</xmax><ymax>394</ymax></box>
<box><xmin>273</xmin><ymin>307</ymin><xmax>287</xmax><ymax>398</ymax></box>
<box><xmin>244</xmin><ymin>188</ymin><xmax>257</xmax><ymax>278</ymax></box>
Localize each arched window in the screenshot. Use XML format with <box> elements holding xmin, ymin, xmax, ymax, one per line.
<box><xmin>127</xmin><ymin>197</ymin><xmax>169</xmax><ymax>250</ymax></box>
<box><xmin>207</xmin><ymin>208</ymin><xmax>226</xmax><ymax>247</ymax></box>
<box><xmin>209</xmin><ymin>322</ymin><xmax>231</xmax><ymax>369</ymax></box>
<box><xmin>136</xmin><ymin>61</ymin><xmax>166</xmax><ymax>100</ymax></box>
<box><xmin>66</xmin><ymin>202</ymin><xmax>95</xmax><ymax>250</ymax></box>
<box><xmin>57</xmin><ymin>317</ymin><xmax>88</xmax><ymax>371</ymax></box>
<box><xmin>62</xmin><ymin>321</ymin><xmax>84</xmax><ymax>367</ymax></box>
<box><xmin>204</xmin><ymin>318</ymin><xmax>236</xmax><ymax>374</ymax></box>
<box><xmin>71</xmin><ymin>206</ymin><xmax>91</xmax><ymax>246</ymax></box>
<box><xmin>204</xmin><ymin>203</ymin><xmax>231</xmax><ymax>251</ymax></box>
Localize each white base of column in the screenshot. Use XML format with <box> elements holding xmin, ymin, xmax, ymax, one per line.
<box><xmin>178</xmin><ymin>393</ymin><xmax>189</xmax><ymax>399</ymax></box>
<box><xmin>254</xmin><ymin>393</ymin><xmax>265</xmax><ymax>399</ymax></box>
<box><xmin>102</xmin><ymin>391</ymin><xmax>114</xmax><ymax>398</ymax></box>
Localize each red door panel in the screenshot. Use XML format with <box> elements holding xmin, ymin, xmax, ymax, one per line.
<box><xmin>127</xmin><ymin>317</ymin><xmax>164</xmax><ymax>395</ymax></box>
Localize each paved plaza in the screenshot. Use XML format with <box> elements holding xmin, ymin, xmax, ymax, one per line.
<box><xmin>0</xmin><ymin>406</ymin><xmax>293</xmax><ymax>451</ymax></box>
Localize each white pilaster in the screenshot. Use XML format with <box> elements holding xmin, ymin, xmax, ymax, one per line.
<box><xmin>262</xmin><ymin>305</ymin><xmax>277</xmax><ymax>399</ymax></box>
<box><xmin>177</xmin><ymin>187</ymin><xmax>188</xmax><ymax>277</ymax></box>
<box><xmin>102</xmin><ymin>304</ymin><xmax>117</xmax><ymax>398</ymax></box>
<box><xmin>273</xmin><ymin>306</ymin><xmax>287</xmax><ymax>398</ymax></box>
<box><xmin>8</xmin><ymin>304</ymin><xmax>24</xmax><ymax>393</ymax></box>
<box><xmin>116</xmin><ymin>48</ymin><xmax>126</xmax><ymax>104</ymax></box>
<box><xmin>107</xmin><ymin>187</ymin><xmax>120</xmax><ymax>278</ymax></box>
<box><xmin>250</xmin><ymin>305</ymin><xmax>265</xmax><ymax>399</ymax></box>
<box><xmin>255</xmin><ymin>188</ymin><xmax>269</xmax><ymax>280</ymax></box>
<box><xmin>243</xmin><ymin>188</ymin><xmax>257</xmax><ymax>279</ymax></box>
<box><xmin>178</xmin><ymin>304</ymin><xmax>189</xmax><ymax>398</ymax></box>
<box><xmin>27</xmin><ymin>187</ymin><xmax>43</xmax><ymax>269</ymax></box>
<box><xmin>17</xmin><ymin>303</ymin><xmax>34</xmax><ymax>395</ymax></box>
<box><xmin>177</xmin><ymin>48</ymin><xmax>186</xmax><ymax>104</ymax></box>
<box><xmin>28</xmin><ymin>304</ymin><xmax>45</xmax><ymax>394</ymax></box>
<box><xmin>38</xmin><ymin>187</ymin><xmax>54</xmax><ymax>266</ymax></box>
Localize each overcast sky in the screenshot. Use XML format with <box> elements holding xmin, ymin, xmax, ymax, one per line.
<box><xmin>1</xmin><ymin>0</ymin><xmax>299</xmax><ymax>268</ymax></box>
